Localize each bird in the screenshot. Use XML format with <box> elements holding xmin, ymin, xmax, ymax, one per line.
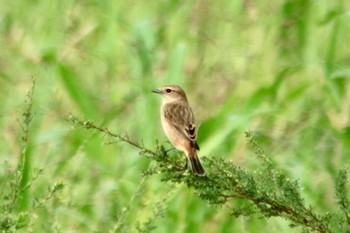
<box><xmin>152</xmin><ymin>85</ymin><xmax>205</xmax><ymax>176</ymax></box>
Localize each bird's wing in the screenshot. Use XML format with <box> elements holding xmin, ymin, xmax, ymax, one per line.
<box><xmin>163</xmin><ymin>101</ymin><xmax>200</xmax><ymax>150</ymax></box>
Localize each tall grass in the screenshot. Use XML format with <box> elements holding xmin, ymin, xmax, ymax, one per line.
<box><xmin>0</xmin><ymin>0</ymin><xmax>349</xmax><ymax>232</ymax></box>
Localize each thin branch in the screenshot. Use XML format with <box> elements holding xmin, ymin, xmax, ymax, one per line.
<box><xmin>67</xmin><ymin>114</ymin><xmax>157</xmax><ymax>156</ymax></box>
<box><xmin>67</xmin><ymin>115</ymin><xmax>333</xmax><ymax>233</ymax></box>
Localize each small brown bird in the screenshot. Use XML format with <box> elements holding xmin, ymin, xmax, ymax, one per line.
<box><xmin>152</xmin><ymin>85</ymin><xmax>205</xmax><ymax>176</ymax></box>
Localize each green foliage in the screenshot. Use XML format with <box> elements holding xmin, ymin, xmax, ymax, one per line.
<box><xmin>0</xmin><ymin>0</ymin><xmax>350</xmax><ymax>232</ymax></box>
<box><xmin>334</xmin><ymin>169</ymin><xmax>350</xmax><ymax>229</ymax></box>
<box><xmin>0</xmin><ymin>79</ymin><xmax>63</xmax><ymax>232</ymax></box>
<box><xmin>67</xmin><ymin>115</ymin><xmax>350</xmax><ymax>233</ymax></box>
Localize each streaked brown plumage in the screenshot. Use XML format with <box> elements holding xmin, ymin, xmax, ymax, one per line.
<box><xmin>152</xmin><ymin>85</ymin><xmax>205</xmax><ymax>176</ymax></box>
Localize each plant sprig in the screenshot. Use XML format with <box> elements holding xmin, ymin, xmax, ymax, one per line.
<box><xmin>67</xmin><ymin>115</ymin><xmax>349</xmax><ymax>233</ymax></box>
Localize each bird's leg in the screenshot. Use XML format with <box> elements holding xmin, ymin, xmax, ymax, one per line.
<box><xmin>160</xmin><ymin>145</ymin><xmax>167</xmax><ymax>156</ymax></box>
<box><xmin>184</xmin><ymin>157</ymin><xmax>188</xmax><ymax>170</ymax></box>
<box><xmin>160</xmin><ymin>145</ymin><xmax>176</xmax><ymax>156</ymax></box>
<box><xmin>164</xmin><ymin>147</ymin><xmax>176</xmax><ymax>153</ymax></box>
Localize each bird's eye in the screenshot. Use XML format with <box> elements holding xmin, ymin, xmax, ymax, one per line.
<box><xmin>165</xmin><ymin>88</ymin><xmax>172</xmax><ymax>93</ymax></box>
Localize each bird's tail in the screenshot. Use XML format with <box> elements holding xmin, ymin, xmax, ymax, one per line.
<box><xmin>188</xmin><ymin>149</ymin><xmax>205</xmax><ymax>176</ymax></box>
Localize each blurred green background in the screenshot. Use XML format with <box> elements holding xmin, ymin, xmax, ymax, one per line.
<box><xmin>0</xmin><ymin>0</ymin><xmax>349</xmax><ymax>232</ymax></box>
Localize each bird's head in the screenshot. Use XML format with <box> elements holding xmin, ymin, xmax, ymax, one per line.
<box><xmin>152</xmin><ymin>85</ymin><xmax>188</xmax><ymax>102</ymax></box>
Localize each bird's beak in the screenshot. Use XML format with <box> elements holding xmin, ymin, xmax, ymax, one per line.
<box><xmin>152</xmin><ymin>88</ymin><xmax>161</xmax><ymax>94</ymax></box>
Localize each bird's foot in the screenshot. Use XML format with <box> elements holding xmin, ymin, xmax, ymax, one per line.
<box><xmin>160</xmin><ymin>146</ymin><xmax>176</xmax><ymax>156</ymax></box>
